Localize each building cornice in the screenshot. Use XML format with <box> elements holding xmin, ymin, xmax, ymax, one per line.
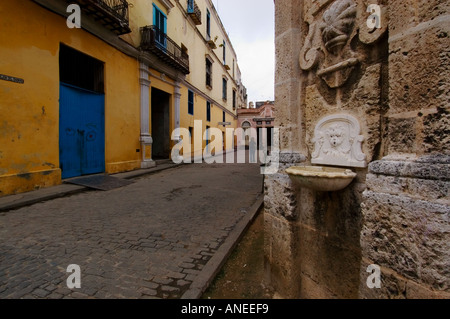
<box><xmin>159</xmin><ymin>0</ymin><xmax>175</xmax><ymax>13</ymax></box>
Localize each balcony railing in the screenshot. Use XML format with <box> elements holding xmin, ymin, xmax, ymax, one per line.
<box><xmin>187</xmin><ymin>0</ymin><xmax>202</xmax><ymax>25</ymax></box>
<box><xmin>140</xmin><ymin>26</ymin><xmax>190</xmax><ymax>74</ymax></box>
<box><xmin>71</xmin><ymin>0</ymin><xmax>131</xmax><ymax>35</ymax></box>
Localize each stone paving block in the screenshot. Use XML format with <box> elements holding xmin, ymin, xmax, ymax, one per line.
<box><xmin>54</xmin><ymin>287</ymin><xmax>72</xmax><ymax>295</ymax></box>
<box><xmin>182</xmin><ymin>269</ymin><xmax>201</xmax><ymax>275</ymax></box>
<box><xmin>47</xmin><ymin>292</ymin><xmax>64</xmax><ymax>299</ymax></box>
<box><xmin>93</xmin><ymin>290</ymin><xmax>109</xmax><ymax>299</ymax></box>
<box><xmin>167</xmin><ymin>272</ymin><xmax>186</xmax><ymax>280</ymax></box>
<box><xmin>138</xmin><ymin>287</ymin><xmax>158</xmax><ymax>296</ymax></box>
<box><xmin>82</xmin><ymin>287</ymin><xmax>99</xmax><ymax>296</ymax></box>
<box><xmin>32</xmin><ymin>288</ymin><xmax>51</xmax><ymax>298</ymax></box>
<box><xmin>43</xmin><ymin>283</ymin><xmax>58</xmax><ymax>292</ymax></box>
<box><xmin>179</xmin><ymin>263</ymin><xmax>195</xmax><ymax>269</ymax></box>
<box><xmin>185</xmin><ymin>274</ymin><xmax>198</xmax><ymax>282</ymax></box>
<box><xmin>142</xmin><ymin>247</ymin><xmax>158</xmax><ymax>253</ymax></box>
<box><xmin>153</xmin><ymin>277</ymin><xmax>173</xmax><ymax>285</ymax></box>
<box><xmin>161</xmin><ymin>285</ymin><xmax>179</xmax><ymax>292</ymax></box>
<box><xmin>69</xmin><ymin>292</ymin><xmax>90</xmax><ymax>299</ymax></box>
<box><xmin>141</xmin><ymin>281</ymin><xmax>159</xmax><ymax>289</ymax></box>
<box><xmin>85</xmin><ymin>268</ymin><xmax>104</xmax><ymax>276</ymax></box>
<box><xmin>177</xmin><ymin>280</ymin><xmax>191</xmax><ymax>287</ymax></box>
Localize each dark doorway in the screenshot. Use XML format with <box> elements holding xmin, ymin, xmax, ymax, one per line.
<box><xmin>151</xmin><ymin>88</ymin><xmax>171</xmax><ymax>159</ymax></box>
<box><xmin>267</xmin><ymin>127</ymin><xmax>274</xmax><ymax>149</ymax></box>
<box><xmin>257</xmin><ymin>127</ymin><xmax>274</xmax><ymax>156</ymax></box>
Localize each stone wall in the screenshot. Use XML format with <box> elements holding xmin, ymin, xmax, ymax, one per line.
<box><xmin>360</xmin><ymin>155</ymin><xmax>450</xmax><ymax>298</ymax></box>
<box><xmin>359</xmin><ymin>0</ymin><xmax>450</xmax><ymax>298</ymax></box>
<box><xmin>266</xmin><ymin>0</ymin><xmax>449</xmax><ymax>299</ymax></box>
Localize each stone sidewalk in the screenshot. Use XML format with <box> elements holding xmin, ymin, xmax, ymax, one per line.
<box><xmin>0</xmin><ymin>159</ymin><xmax>264</xmax><ymax>299</ymax></box>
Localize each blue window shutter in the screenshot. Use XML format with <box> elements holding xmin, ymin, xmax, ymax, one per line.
<box><xmin>163</xmin><ymin>14</ymin><xmax>167</xmax><ymax>34</ymax></box>
<box><xmin>153</xmin><ymin>4</ymin><xmax>167</xmax><ymax>48</ymax></box>
<box><xmin>153</xmin><ymin>4</ymin><xmax>167</xmax><ymax>33</ymax></box>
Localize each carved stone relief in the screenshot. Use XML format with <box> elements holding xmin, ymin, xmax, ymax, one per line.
<box><xmin>311</xmin><ymin>114</ymin><xmax>367</xmax><ymax>168</ymax></box>
<box><xmin>300</xmin><ymin>0</ymin><xmax>387</xmax><ymax>89</ymax></box>
<box><xmin>320</xmin><ymin>0</ymin><xmax>357</xmax><ymax>55</ymax></box>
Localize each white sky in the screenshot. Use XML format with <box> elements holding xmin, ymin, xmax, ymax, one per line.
<box><xmin>213</xmin><ymin>0</ymin><xmax>275</xmax><ymax>105</ymax></box>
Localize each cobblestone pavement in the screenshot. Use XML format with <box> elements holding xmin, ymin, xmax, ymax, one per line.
<box><xmin>0</xmin><ymin>161</ymin><xmax>263</xmax><ymax>299</ymax></box>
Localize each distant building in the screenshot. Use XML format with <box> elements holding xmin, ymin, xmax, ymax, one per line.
<box><xmin>237</xmin><ymin>101</ymin><xmax>275</xmax><ymax>148</ymax></box>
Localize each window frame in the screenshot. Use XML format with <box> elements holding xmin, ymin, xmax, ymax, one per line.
<box><xmin>153</xmin><ymin>4</ymin><xmax>167</xmax><ymax>47</ymax></box>
<box><xmin>206</xmin><ymin>58</ymin><xmax>213</xmax><ymax>88</ymax></box>
<box><xmin>222</xmin><ymin>77</ymin><xmax>227</xmax><ymax>101</ymax></box>
<box><xmin>188</xmin><ymin>90</ymin><xmax>194</xmax><ymax>115</ymax></box>
<box><xmin>206</xmin><ymin>101</ymin><xmax>211</xmax><ymax>122</ymax></box>
<box><xmin>222</xmin><ymin>40</ymin><xmax>226</xmax><ymax>65</ymax></box>
<box><xmin>206</xmin><ymin>9</ymin><xmax>211</xmax><ymax>40</ymax></box>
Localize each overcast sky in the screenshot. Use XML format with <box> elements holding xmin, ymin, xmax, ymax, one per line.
<box><xmin>213</xmin><ymin>0</ymin><xmax>275</xmax><ymax>105</ymax></box>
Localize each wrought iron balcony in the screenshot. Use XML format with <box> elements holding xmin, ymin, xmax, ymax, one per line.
<box><xmin>71</xmin><ymin>0</ymin><xmax>131</xmax><ymax>35</ymax></box>
<box><xmin>140</xmin><ymin>26</ymin><xmax>190</xmax><ymax>74</ymax></box>
<box><xmin>187</xmin><ymin>0</ymin><xmax>202</xmax><ymax>25</ymax></box>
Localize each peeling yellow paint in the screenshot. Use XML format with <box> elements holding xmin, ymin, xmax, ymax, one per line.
<box><xmin>0</xmin><ymin>169</ymin><xmax>61</xmax><ymax>196</ymax></box>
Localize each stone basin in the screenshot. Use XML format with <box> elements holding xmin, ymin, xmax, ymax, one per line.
<box><xmin>286</xmin><ymin>166</ymin><xmax>357</xmax><ymax>192</ymax></box>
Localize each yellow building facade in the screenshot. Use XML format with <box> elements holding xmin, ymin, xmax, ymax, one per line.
<box><xmin>0</xmin><ymin>0</ymin><xmax>246</xmax><ymax>196</ymax></box>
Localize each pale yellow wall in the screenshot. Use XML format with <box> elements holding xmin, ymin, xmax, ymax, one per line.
<box><xmin>168</xmin><ymin>0</ymin><xmax>240</xmax><ymax>115</ymax></box>
<box><xmin>179</xmin><ymin>86</ymin><xmax>236</xmax><ymax>157</ymax></box>
<box><xmin>0</xmin><ymin>0</ymin><xmax>141</xmax><ymax>195</ymax></box>
<box><xmin>121</xmin><ymin>0</ymin><xmax>154</xmax><ymax>47</ymax></box>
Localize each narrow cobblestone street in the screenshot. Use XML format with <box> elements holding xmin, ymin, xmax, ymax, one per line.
<box><xmin>0</xmin><ymin>161</ymin><xmax>263</xmax><ymax>299</ymax></box>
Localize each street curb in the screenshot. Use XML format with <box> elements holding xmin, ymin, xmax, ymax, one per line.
<box><xmin>0</xmin><ymin>163</ymin><xmax>183</xmax><ymax>213</ymax></box>
<box><xmin>181</xmin><ymin>194</ymin><xmax>265</xmax><ymax>300</ymax></box>
<box><xmin>0</xmin><ymin>185</ymin><xmax>87</xmax><ymax>213</ymax></box>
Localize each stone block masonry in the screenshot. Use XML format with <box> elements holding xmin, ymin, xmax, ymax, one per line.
<box><xmin>360</xmin><ymin>155</ymin><xmax>450</xmax><ymax>298</ymax></box>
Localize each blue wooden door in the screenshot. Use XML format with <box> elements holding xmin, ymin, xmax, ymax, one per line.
<box><xmin>59</xmin><ymin>83</ymin><xmax>105</xmax><ymax>179</ymax></box>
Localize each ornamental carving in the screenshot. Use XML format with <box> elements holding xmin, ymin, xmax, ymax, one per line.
<box><xmin>320</xmin><ymin>0</ymin><xmax>357</xmax><ymax>55</ymax></box>
<box><xmin>299</xmin><ymin>0</ymin><xmax>387</xmax><ymax>89</ymax></box>
<box><xmin>311</xmin><ymin>114</ymin><xmax>367</xmax><ymax>168</ymax></box>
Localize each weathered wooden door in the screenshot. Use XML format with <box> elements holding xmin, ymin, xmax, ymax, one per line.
<box><xmin>59</xmin><ymin>83</ymin><xmax>105</xmax><ymax>179</ymax></box>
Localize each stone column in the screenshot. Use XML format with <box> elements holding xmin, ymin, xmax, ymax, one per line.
<box><xmin>264</xmin><ymin>0</ymin><xmax>305</xmax><ymax>299</ymax></box>
<box><xmin>139</xmin><ymin>61</ymin><xmax>156</xmax><ymax>169</ymax></box>
<box><xmin>172</xmin><ymin>81</ymin><xmax>183</xmax><ymax>163</ymax></box>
